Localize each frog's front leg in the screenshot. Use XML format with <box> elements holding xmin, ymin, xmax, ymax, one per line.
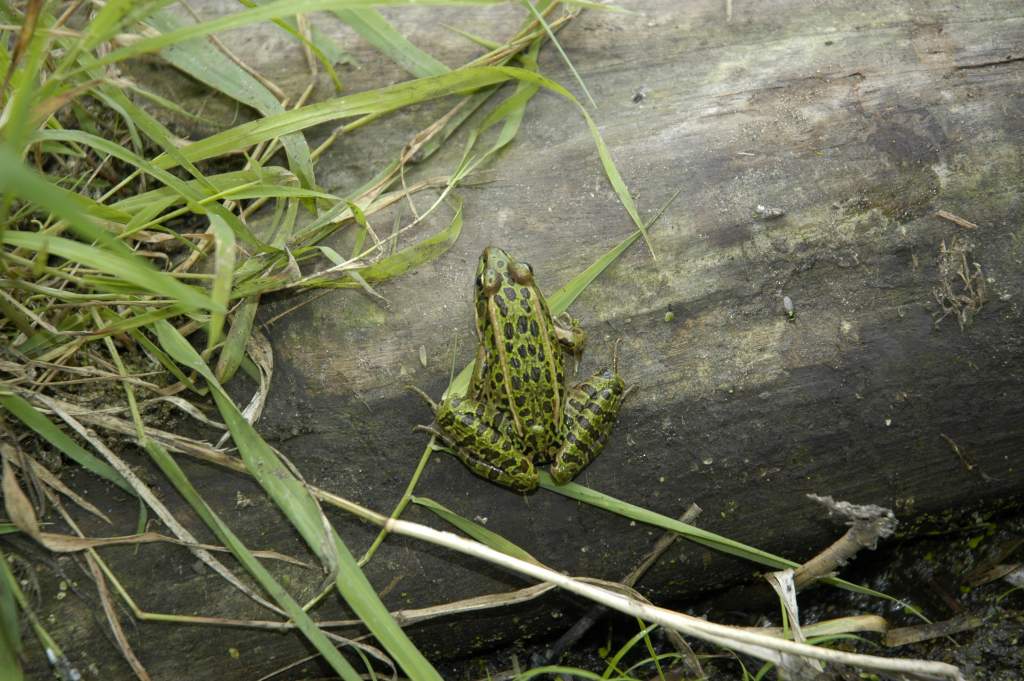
<box><xmin>411</xmin><ymin>388</ymin><xmax>538</xmax><ymax>493</ymax></box>
<box><xmin>553</xmin><ymin>312</ymin><xmax>586</xmax><ymax>352</ymax></box>
<box><xmin>549</xmin><ymin>361</ymin><xmax>630</xmax><ymax>485</ymax></box>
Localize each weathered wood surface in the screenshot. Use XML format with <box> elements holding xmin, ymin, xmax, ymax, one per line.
<box><xmin>24</xmin><ymin>1</ymin><xmax>1024</xmax><ymax>678</ymax></box>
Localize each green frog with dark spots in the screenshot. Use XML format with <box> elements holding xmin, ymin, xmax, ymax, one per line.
<box><xmin>413</xmin><ymin>246</ymin><xmax>629</xmax><ymax>492</ymax></box>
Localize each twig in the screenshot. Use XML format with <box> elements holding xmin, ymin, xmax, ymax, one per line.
<box><xmin>935</xmin><ymin>210</ymin><xmax>978</xmax><ymax>230</ymax></box>
<box><xmin>793</xmin><ymin>495</ymin><xmax>898</xmax><ymax>590</ymax></box>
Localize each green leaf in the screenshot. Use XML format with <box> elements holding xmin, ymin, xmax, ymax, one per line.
<box><xmin>359</xmin><ymin>196</ymin><xmax>463</xmax><ymax>282</ymax></box>
<box><xmin>152</xmin><ymin>321</ymin><xmax>443</xmax><ymax>681</ymax></box>
<box><xmin>539</xmin><ymin>473</ymin><xmax>906</xmax><ymax>601</ymax></box>
<box><xmin>81</xmin><ymin>0</ymin><xmax>505</xmax><ymax>74</ymax></box>
<box><xmin>33</xmin><ymin>127</ymin><xmax>265</xmax><ymax>249</ymax></box>
<box><xmin>0</xmin><ymin>394</ymin><xmax>133</xmax><ymax>495</ymax></box>
<box><xmin>412</xmin><ymin>497</ymin><xmax>541</xmax><ymax>565</ymax></box>
<box><xmin>111</xmin><ymin>166</ymin><xmax>296</xmax><ymax>214</ymax></box>
<box><xmin>0</xmin><ymin>231</ymin><xmax>217</xmax><ymax>312</ymax></box>
<box><xmin>0</xmin><ymin>144</ymin><xmax>134</xmax><ymax>259</ymax></box>
<box><xmin>80</xmin><ymin>0</ymin><xmax>177</xmax><ymax>51</ymax></box>
<box><xmin>207</xmin><ymin>215</ymin><xmax>236</xmax><ymax>352</ymax></box>
<box><xmin>332</xmin><ymin>7</ymin><xmax>449</xmax><ymax>78</ymax></box>
<box><xmin>0</xmin><ymin>551</ymin><xmax>23</xmax><ymax>681</ymax></box>
<box><xmin>154</xmin><ymin>66</ymin><xmax>526</xmax><ymax>170</ymax></box>
<box><xmin>140</xmin><ymin>440</ymin><xmax>364</xmax><ymax>681</ymax></box>
<box><xmin>215</xmin><ymin>295</ymin><xmax>260</xmax><ymax>383</ymax></box>
<box><xmin>145</xmin><ymin>7</ymin><xmax>315</xmax><ymax>187</ymax></box>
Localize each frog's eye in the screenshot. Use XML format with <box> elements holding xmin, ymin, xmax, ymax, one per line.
<box><xmin>480</xmin><ymin>269</ymin><xmax>502</xmax><ymax>295</ymax></box>
<box><xmin>510</xmin><ymin>261</ymin><xmax>534</xmax><ymax>284</ymax></box>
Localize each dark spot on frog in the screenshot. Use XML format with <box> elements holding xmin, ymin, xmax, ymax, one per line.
<box><xmin>494</xmin><ymin>296</ymin><xmax>508</xmax><ymax>316</ymax></box>
<box><xmin>509</xmin><ymin>356</ymin><xmax>521</xmax><ymax>369</ymax></box>
<box><xmin>503</xmin><ymin>287</ymin><xmax>517</xmax><ymax>301</ymax></box>
<box><xmin>511</xmin><ymin>376</ymin><xmax>522</xmax><ymax>391</ymax></box>
<box><xmin>518</xmin><ymin>345</ymin><xmax>528</xmax><ymax>358</ymax></box>
<box><xmin>503</xmin><ymin>321</ymin><xmax>514</xmax><ymax>340</ymax></box>
<box><xmin>529</xmin><ymin>319</ymin><xmax>540</xmax><ymax>337</ymax></box>
<box><xmin>531</xmin><ymin>367</ymin><xmax>541</xmax><ymax>382</ymax></box>
<box><xmin>515</xmin><ymin>395</ymin><xmax>527</xmax><ymax>407</ymax></box>
<box><xmin>517</xmin><ymin>316</ymin><xmax>528</xmax><ymax>334</ymax></box>
<box><xmin>521</xmin><ymin>287</ymin><xmax>531</xmax><ymax>299</ymax></box>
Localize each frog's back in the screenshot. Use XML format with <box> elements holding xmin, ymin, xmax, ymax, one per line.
<box><xmin>474</xmin><ymin>247</ymin><xmax>566</xmax><ymax>455</ymax></box>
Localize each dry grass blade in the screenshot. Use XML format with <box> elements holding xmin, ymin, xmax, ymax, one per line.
<box><xmin>378</xmin><ymin>516</ymin><xmax>965</xmax><ymax>680</ymax></box>
<box><xmin>27</xmin><ymin>391</ymin><xmax>285</xmax><ymax>615</ymax></box>
<box><xmin>84</xmin><ymin>552</ymin><xmax>153</xmax><ymax>681</ymax></box>
<box><xmin>2</xmin><ymin>444</ymin><xmax>110</xmax><ymax>523</ymax></box>
<box><xmin>152</xmin><ymin>320</ymin><xmax>443</xmax><ymax>680</ymax></box>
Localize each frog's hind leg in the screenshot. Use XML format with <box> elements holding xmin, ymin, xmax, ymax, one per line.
<box><xmin>550</xmin><ymin>343</ymin><xmax>628</xmax><ymax>485</ymax></box>
<box><xmin>429</xmin><ymin>395</ymin><xmax>540</xmax><ymax>493</ymax></box>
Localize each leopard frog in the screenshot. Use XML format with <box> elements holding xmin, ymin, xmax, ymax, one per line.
<box><xmin>414</xmin><ymin>247</ymin><xmax>629</xmax><ymax>492</ymax></box>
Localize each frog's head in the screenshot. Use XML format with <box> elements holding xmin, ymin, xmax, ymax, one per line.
<box><xmin>477</xmin><ymin>246</ymin><xmax>534</xmax><ymax>298</ymax></box>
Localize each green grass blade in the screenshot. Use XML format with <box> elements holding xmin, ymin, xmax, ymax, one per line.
<box><xmin>540</xmin><ymin>473</ymin><xmax>803</xmax><ymax>569</ymax></box>
<box><xmin>547</xmin><ymin>227</ymin><xmax>640</xmax><ymax>314</ymax></box>
<box><xmin>207</xmin><ymin>215</ymin><xmax>236</xmax><ymax>352</ymax></box>
<box><xmin>79</xmin><ymin>0</ymin><xmax>177</xmax><ymax>51</ymax></box>
<box><xmin>520</xmin><ymin>0</ymin><xmax>595</xmax><ymax>107</ymax></box>
<box><xmin>538</xmin><ymin>473</ymin><xmax>912</xmax><ymax>602</ymax></box>
<box><xmin>577</xmin><ymin>107</ymin><xmax>653</xmax><ymax>257</ymax></box>
<box><xmin>0</xmin><ymin>393</ymin><xmax>133</xmax><ymax>495</ymax></box>
<box><xmin>128</xmin><ymin>324</ymin><xmax>203</xmax><ymax>395</ymax></box>
<box><xmin>0</xmin><ymin>230</ymin><xmax>217</xmax><ymax>312</ymax></box>
<box><xmin>215</xmin><ymin>295</ymin><xmax>260</xmax><ymax>383</ymax></box>
<box><xmin>34</xmin><ymin>127</ymin><xmax>265</xmax><ymax>249</ymax></box>
<box><xmin>154</xmin><ymin>66</ymin><xmax>524</xmax><ymax>169</ymax></box>
<box><xmin>0</xmin><ymin>144</ymin><xmax>134</xmax><ymax>258</ymax></box>
<box><xmin>154</xmin><ymin>320</ymin><xmax>336</xmax><ymax>566</ymax></box>
<box><xmin>152</xmin><ymin>321</ymin><xmax>443</xmax><ymax>680</ymax></box>
<box><xmin>140</xmin><ymin>440</ymin><xmax>364</xmax><ymax>681</ymax></box>
<box><xmin>358</xmin><ymin>196</ymin><xmax>463</xmax><ymax>282</ymax></box>
<box><xmin>110</xmin><ymin>166</ymin><xmax>296</xmax><ymax>214</ymax></box>
<box><xmin>332</xmin><ymin>7</ymin><xmax>449</xmax><ymax>77</ymax></box>
<box><xmin>145</xmin><ymin>8</ymin><xmax>315</xmax><ymax>187</ymax></box>
<box><xmin>548</xmin><ymin>183</ymin><xmax>683</xmax><ymax>313</ymax></box>
<box><xmin>411</xmin><ymin>496</ymin><xmax>542</xmax><ymax>565</ymax></box>
<box><xmin>0</xmin><ymin>558</ymin><xmax>23</xmax><ymax>681</ymax></box>
<box><xmin>80</xmin><ymin>0</ymin><xmax>505</xmax><ymax>74</ymax></box>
